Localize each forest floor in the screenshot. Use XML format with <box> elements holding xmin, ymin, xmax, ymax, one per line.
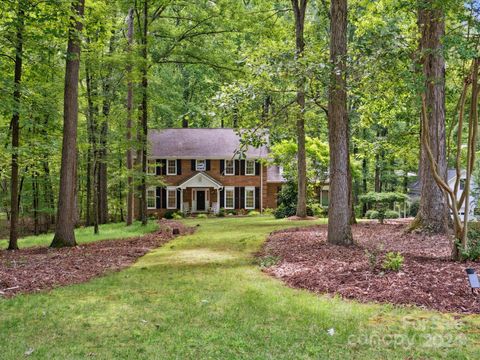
<box><xmin>0</xmin><ymin>220</ymin><xmax>189</xmax><ymax>297</ymax></box>
<box><xmin>263</xmin><ymin>221</ymin><xmax>480</xmax><ymax>314</ymax></box>
<box><xmin>1</xmin><ymin>217</ymin><xmax>479</xmax><ymax>359</ymax></box>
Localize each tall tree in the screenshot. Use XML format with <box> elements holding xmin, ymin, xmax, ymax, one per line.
<box><xmin>327</xmin><ymin>0</ymin><xmax>353</xmax><ymax>245</ymax></box>
<box><xmin>50</xmin><ymin>0</ymin><xmax>85</xmax><ymax>247</ymax></box>
<box><xmin>126</xmin><ymin>7</ymin><xmax>134</xmax><ymax>226</ymax></box>
<box><xmin>8</xmin><ymin>1</ymin><xmax>25</xmax><ymax>250</ymax></box>
<box><xmin>411</xmin><ymin>0</ymin><xmax>448</xmax><ymax>234</ymax></box>
<box><xmin>292</xmin><ymin>0</ymin><xmax>308</xmax><ymax>218</ymax></box>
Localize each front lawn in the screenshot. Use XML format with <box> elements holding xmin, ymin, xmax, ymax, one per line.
<box><xmin>0</xmin><ymin>221</ymin><xmax>159</xmax><ymax>250</ymax></box>
<box><xmin>0</xmin><ymin>217</ymin><xmax>479</xmax><ymax>359</ymax></box>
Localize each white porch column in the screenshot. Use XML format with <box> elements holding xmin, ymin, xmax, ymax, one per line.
<box><xmin>180</xmin><ymin>188</ymin><xmax>184</xmax><ymax>213</ymax></box>
<box><xmin>217</xmin><ymin>188</ymin><xmax>220</xmax><ymax>212</ymax></box>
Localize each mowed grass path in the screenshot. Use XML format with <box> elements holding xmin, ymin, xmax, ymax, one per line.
<box><xmin>1</xmin><ymin>217</ymin><xmax>479</xmax><ymax>359</ymax></box>
<box><xmin>0</xmin><ymin>221</ymin><xmax>159</xmax><ymax>249</ymax></box>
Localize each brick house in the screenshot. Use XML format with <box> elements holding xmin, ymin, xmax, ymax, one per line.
<box><xmin>140</xmin><ymin>128</ymin><xmax>286</xmax><ymax>217</ymax></box>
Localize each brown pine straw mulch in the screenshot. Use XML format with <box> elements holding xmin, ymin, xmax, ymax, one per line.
<box><xmin>0</xmin><ymin>220</ymin><xmax>194</xmax><ymax>298</ymax></box>
<box><xmin>262</xmin><ymin>221</ymin><xmax>480</xmax><ymax>314</ymax></box>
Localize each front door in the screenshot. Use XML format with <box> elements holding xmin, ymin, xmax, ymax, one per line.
<box><xmin>196</xmin><ymin>190</ymin><xmax>206</xmax><ymax>211</ymax></box>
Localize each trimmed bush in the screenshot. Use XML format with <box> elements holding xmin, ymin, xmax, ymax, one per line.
<box><xmin>248</xmin><ymin>210</ymin><xmax>261</xmax><ymax>217</ymax></box>
<box><xmin>217</xmin><ymin>209</ymin><xmax>225</xmax><ymax>217</ymax></box>
<box><xmin>384</xmin><ymin>210</ymin><xmax>400</xmax><ymax>219</ymax></box>
<box><xmin>368</xmin><ymin>210</ymin><xmax>379</xmax><ymax>219</ymax></box>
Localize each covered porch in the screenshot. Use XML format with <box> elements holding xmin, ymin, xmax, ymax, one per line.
<box><xmin>176</xmin><ymin>172</ymin><xmax>223</xmax><ymax>214</ymax></box>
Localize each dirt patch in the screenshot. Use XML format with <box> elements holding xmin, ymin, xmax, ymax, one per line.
<box><xmin>287</xmin><ymin>216</ymin><xmax>317</xmax><ymax>221</ymax></box>
<box><xmin>263</xmin><ymin>222</ymin><xmax>480</xmax><ymax>314</ymax></box>
<box><xmin>0</xmin><ymin>220</ymin><xmax>194</xmax><ymax>298</ymax></box>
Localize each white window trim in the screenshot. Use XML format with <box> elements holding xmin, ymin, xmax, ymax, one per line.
<box><xmin>147</xmin><ymin>159</ymin><xmax>156</xmax><ymax>175</ymax></box>
<box><xmin>147</xmin><ymin>187</ymin><xmax>156</xmax><ymax>209</ymax></box>
<box><xmin>167</xmin><ymin>159</ymin><xmax>177</xmax><ymax>175</ymax></box>
<box><xmin>224</xmin><ymin>186</ymin><xmax>235</xmax><ymax>209</ymax></box>
<box><xmin>166</xmin><ymin>186</ymin><xmax>177</xmax><ymax>209</ymax></box>
<box><xmin>245</xmin><ymin>160</ymin><xmax>255</xmax><ymax>176</ymax></box>
<box><xmin>245</xmin><ymin>186</ymin><xmax>255</xmax><ymax>209</ymax></box>
<box><xmin>225</xmin><ymin>159</ymin><xmax>235</xmax><ymax>176</ymax></box>
<box><xmin>196</xmin><ymin>159</ymin><xmax>206</xmax><ymax>171</ymax></box>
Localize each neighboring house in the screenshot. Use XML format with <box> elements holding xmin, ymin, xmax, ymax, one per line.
<box><xmin>409</xmin><ymin>169</ymin><xmax>478</xmax><ymax>220</ymax></box>
<box><xmin>137</xmin><ymin>128</ymin><xmax>286</xmax><ymax>217</ymax></box>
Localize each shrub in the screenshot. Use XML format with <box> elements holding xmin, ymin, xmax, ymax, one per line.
<box><xmin>382</xmin><ymin>252</ymin><xmax>404</xmax><ymax>272</ymax></box>
<box><xmin>263</xmin><ymin>208</ymin><xmax>274</xmax><ymax>216</ymax></box>
<box><xmin>460</xmin><ymin>224</ymin><xmax>480</xmax><ymax>261</ymax></box>
<box><xmin>308</xmin><ymin>203</ymin><xmax>324</xmax><ymax>217</ymax></box>
<box><xmin>217</xmin><ymin>208</ymin><xmax>225</xmax><ymax>217</ymax></box>
<box><xmin>172</xmin><ymin>212</ymin><xmax>184</xmax><ymax>220</ymax></box>
<box><xmin>164</xmin><ymin>211</ymin><xmax>175</xmax><ymax>219</ymax></box>
<box><xmin>197</xmin><ymin>214</ymin><xmax>208</xmax><ymax>219</ymax></box>
<box><xmin>365</xmin><ymin>210</ymin><xmax>375</xmax><ymax>219</ymax></box>
<box><xmin>409</xmin><ymin>199</ymin><xmax>420</xmax><ymax>217</ymax></box>
<box><xmin>364</xmin><ymin>249</ymin><xmax>378</xmax><ymax>271</ymax></box>
<box><xmin>274</xmin><ymin>203</ymin><xmax>289</xmax><ymax>219</ymax></box>
<box><xmin>248</xmin><ymin>210</ymin><xmax>260</xmax><ymax>217</ymax></box>
<box><xmin>227</xmin><ymin>210</ymin><xmax>236</xmax><ymax>216</ymax></box>
<box><xmin>368</xmin><ymin>210</ymin><xmax>379</xmax><ymax>220</ymax></box>
<box><xmin>384</xmin><ymin>210</ymin><xmax>400</xmax><ymax>219</ymax></box>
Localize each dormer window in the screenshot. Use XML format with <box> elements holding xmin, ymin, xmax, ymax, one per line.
<box><xmin>196</xmin><ymin>159</ymin><xmax>206</xmax><ymax>171</ymax></box>
<box><xmin>245</xmin><ymin>160</ymin><xmax>255</xmax><ymax>176</ymax></box>
<box><xmin>225</xmin><ymin>159</ymin><xmax>235</xmax><ymax>175</ymax></box>
<box><xmin>167</xmin><ymin>159</ymin><xmax>177</xmax><ymax>175</ymax></box>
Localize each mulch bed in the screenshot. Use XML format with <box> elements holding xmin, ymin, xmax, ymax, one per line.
<box><xmin>0</xmin><ymin>220</ymin><xmax>194</xmax><ymax>298</ymax></box>
<box><xmin>262</xmin><ymin>221</ymin><xmax>480</xmax><ymax>314</ymax></box>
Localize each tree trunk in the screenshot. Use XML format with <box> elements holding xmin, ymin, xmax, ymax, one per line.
<box><xmin>412</xmin><ymin>1</ymin><xmax>448</xmax><ymax>234</ymax></box>
<box><xmin>32</xmin><ymin>172</ymin><xmax>39</xmax><ymax>236</ymax></box>
<box><xmin>126</xmin><ymin>8</ymin><xmax>134</xmax><ymax>226</ymax></box>
<box><xmin>327</xmin><ymin>0</ymin><xmax>353</xmax><ymax>245</ymax></box>
<box><xmin>51</xmin><ymin>0</ymin><xmax>85</xmax><ymax>248</ymax></box>
<box><xmin>139</xmin><ymin>0</ymin><xmax>149</xmax><ymax>225</ymax></box>
<box><xmin>292</xmin><ymin>0</ymin><xmax>308</xmax><ymax>218</ymax></box>
<box><xmin>8</xmin><ymin>2</ymin><xmax>25</xmax><ymax>251</ymax></box>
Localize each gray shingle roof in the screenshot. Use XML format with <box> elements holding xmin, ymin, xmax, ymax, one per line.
<box><xmin>148</xmin><ymin>128</ymin><xmax>269</xmax><ymax>159</ymax></box>
<box><xmin>267</xmin><ymin>165</ymin><xmax>286</xmax><ymax>183</ymax></box>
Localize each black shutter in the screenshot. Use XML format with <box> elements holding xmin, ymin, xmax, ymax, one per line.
<box><xmin>235</xmin><ymin>160</ymin><xmax>240</xmax><ymax>175</ymax></box>
<box><xmin>255</xmin><ymin>187</ymin><xmax>260</xmax><ymax>209</ymax></box>
<box><xmin>206</xmin><ymin>160</ymin><xmax>211</xmax><ymax>171</ymax></box>
<box><xmin>220</xmin><ymin>160</ymin><xmax>225</xmax><ymax>175</ymax></box>
<box><xmin>240</xmin><ymin>187</ymin><xmax>245</xmax><ymax>209</ymax></box>
<box><xmin>161</xmin><ymin>188</ymin><xmax>167</xmax><ymax>209</ymax></box>
<box><xmin>191</xmin><ymin>159</ymin><xmax>196</xmax><ymax>171</ymax></box>
<box><xmin>156</xmin><ymin>187</ymin><xmax>161</xmax><ymax>209</ymax></box>
<box><xmin>161</xmin><ymin>159</ymin><xmax>167</xmax><ymax>176</ymax></box>
<box><xmin>156</xmin><ymin>159</ymin><xmax>162</xmax><ymax>175</ymax></box>
<box><xmin>255</xmin><ymin>161</ymin><xmax>260</xmax><ymax>176</ymax></box>
<box><xmin>235</xmin><ymin>187</ymin><xmax>240</xmax><ymax>209</ymax></box>
<box><xmin>177</xmin><ymin>159</ymin><xmax>182</xmax><ymax>175</ymax></box>
<box><xmin>220</xmin><ymin>188</ymin><xmax>225</xmax><ymax>208</ymax></box>
<box><xmin>177</xmin><ymin>189</ymin><xmax>181</xmax><ymax>209</ymax></box>
<box><xmin>240</xmin><ymin>160</ymin><xmax>245</xmax><ymax>175</ymax></box>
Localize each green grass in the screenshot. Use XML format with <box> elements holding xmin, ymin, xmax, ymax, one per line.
<box><xmin>0</xmin><ymin>221</ymin><xmax>159</xmax><ymax>250</ymax></box>
<box><xmin>1</xmin><ymin>217</ymin><xmax>479</xmax><ymax>359</ymax></box>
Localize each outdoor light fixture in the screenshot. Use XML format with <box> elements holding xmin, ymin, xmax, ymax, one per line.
<box><xmin>466</xmin><ymin>268</ymin><xmax>480</xmax><ymax>294</ymax></box>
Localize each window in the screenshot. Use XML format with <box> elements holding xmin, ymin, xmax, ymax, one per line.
<box><xmin>167</xmin><ymin>159</ymin><xmax>177</xmax><ymax>175</ymax></box>
<box><xmin>147</xmin><ymin>187</ymin><xmax>156</xmax><ymax>209</ymax></box>
<box><xmin>245</xmin><ymin>187</ymin><xmax>255</xmax><ymax>209</ymax></box>
<box><xmin>225</xmin><ymin>187</ymin><xmax>235</xmax><ymax>209</ymax></box>
<box><xmin>245</xmin><ymin>160</ymin><xmax>255</xmax><ymax>175</ymax></box>
<box><xmin>196</xmin><ymin>159</ymin><xmax>206</xmax><ymax>171</ymax></box>
<box><xmin>167</xmin><ymin>187</ymin><xmax>177</xmax><ymax>209</ymax></box>
<box><xmin>225</xmin><ymin>159</ymin><xmax>235</xmax><ymax>175</ymax></box>
<box><xmin>147</xmin><ymin>159</ymin><xmax>156</xmax><ymax>175</ymax></box>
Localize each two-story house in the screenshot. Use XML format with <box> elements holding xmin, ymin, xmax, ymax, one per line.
<box><xmin>139</xmin><ymin>128</ymin><xmax>285</xmax><ymax>217</ymax></box>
